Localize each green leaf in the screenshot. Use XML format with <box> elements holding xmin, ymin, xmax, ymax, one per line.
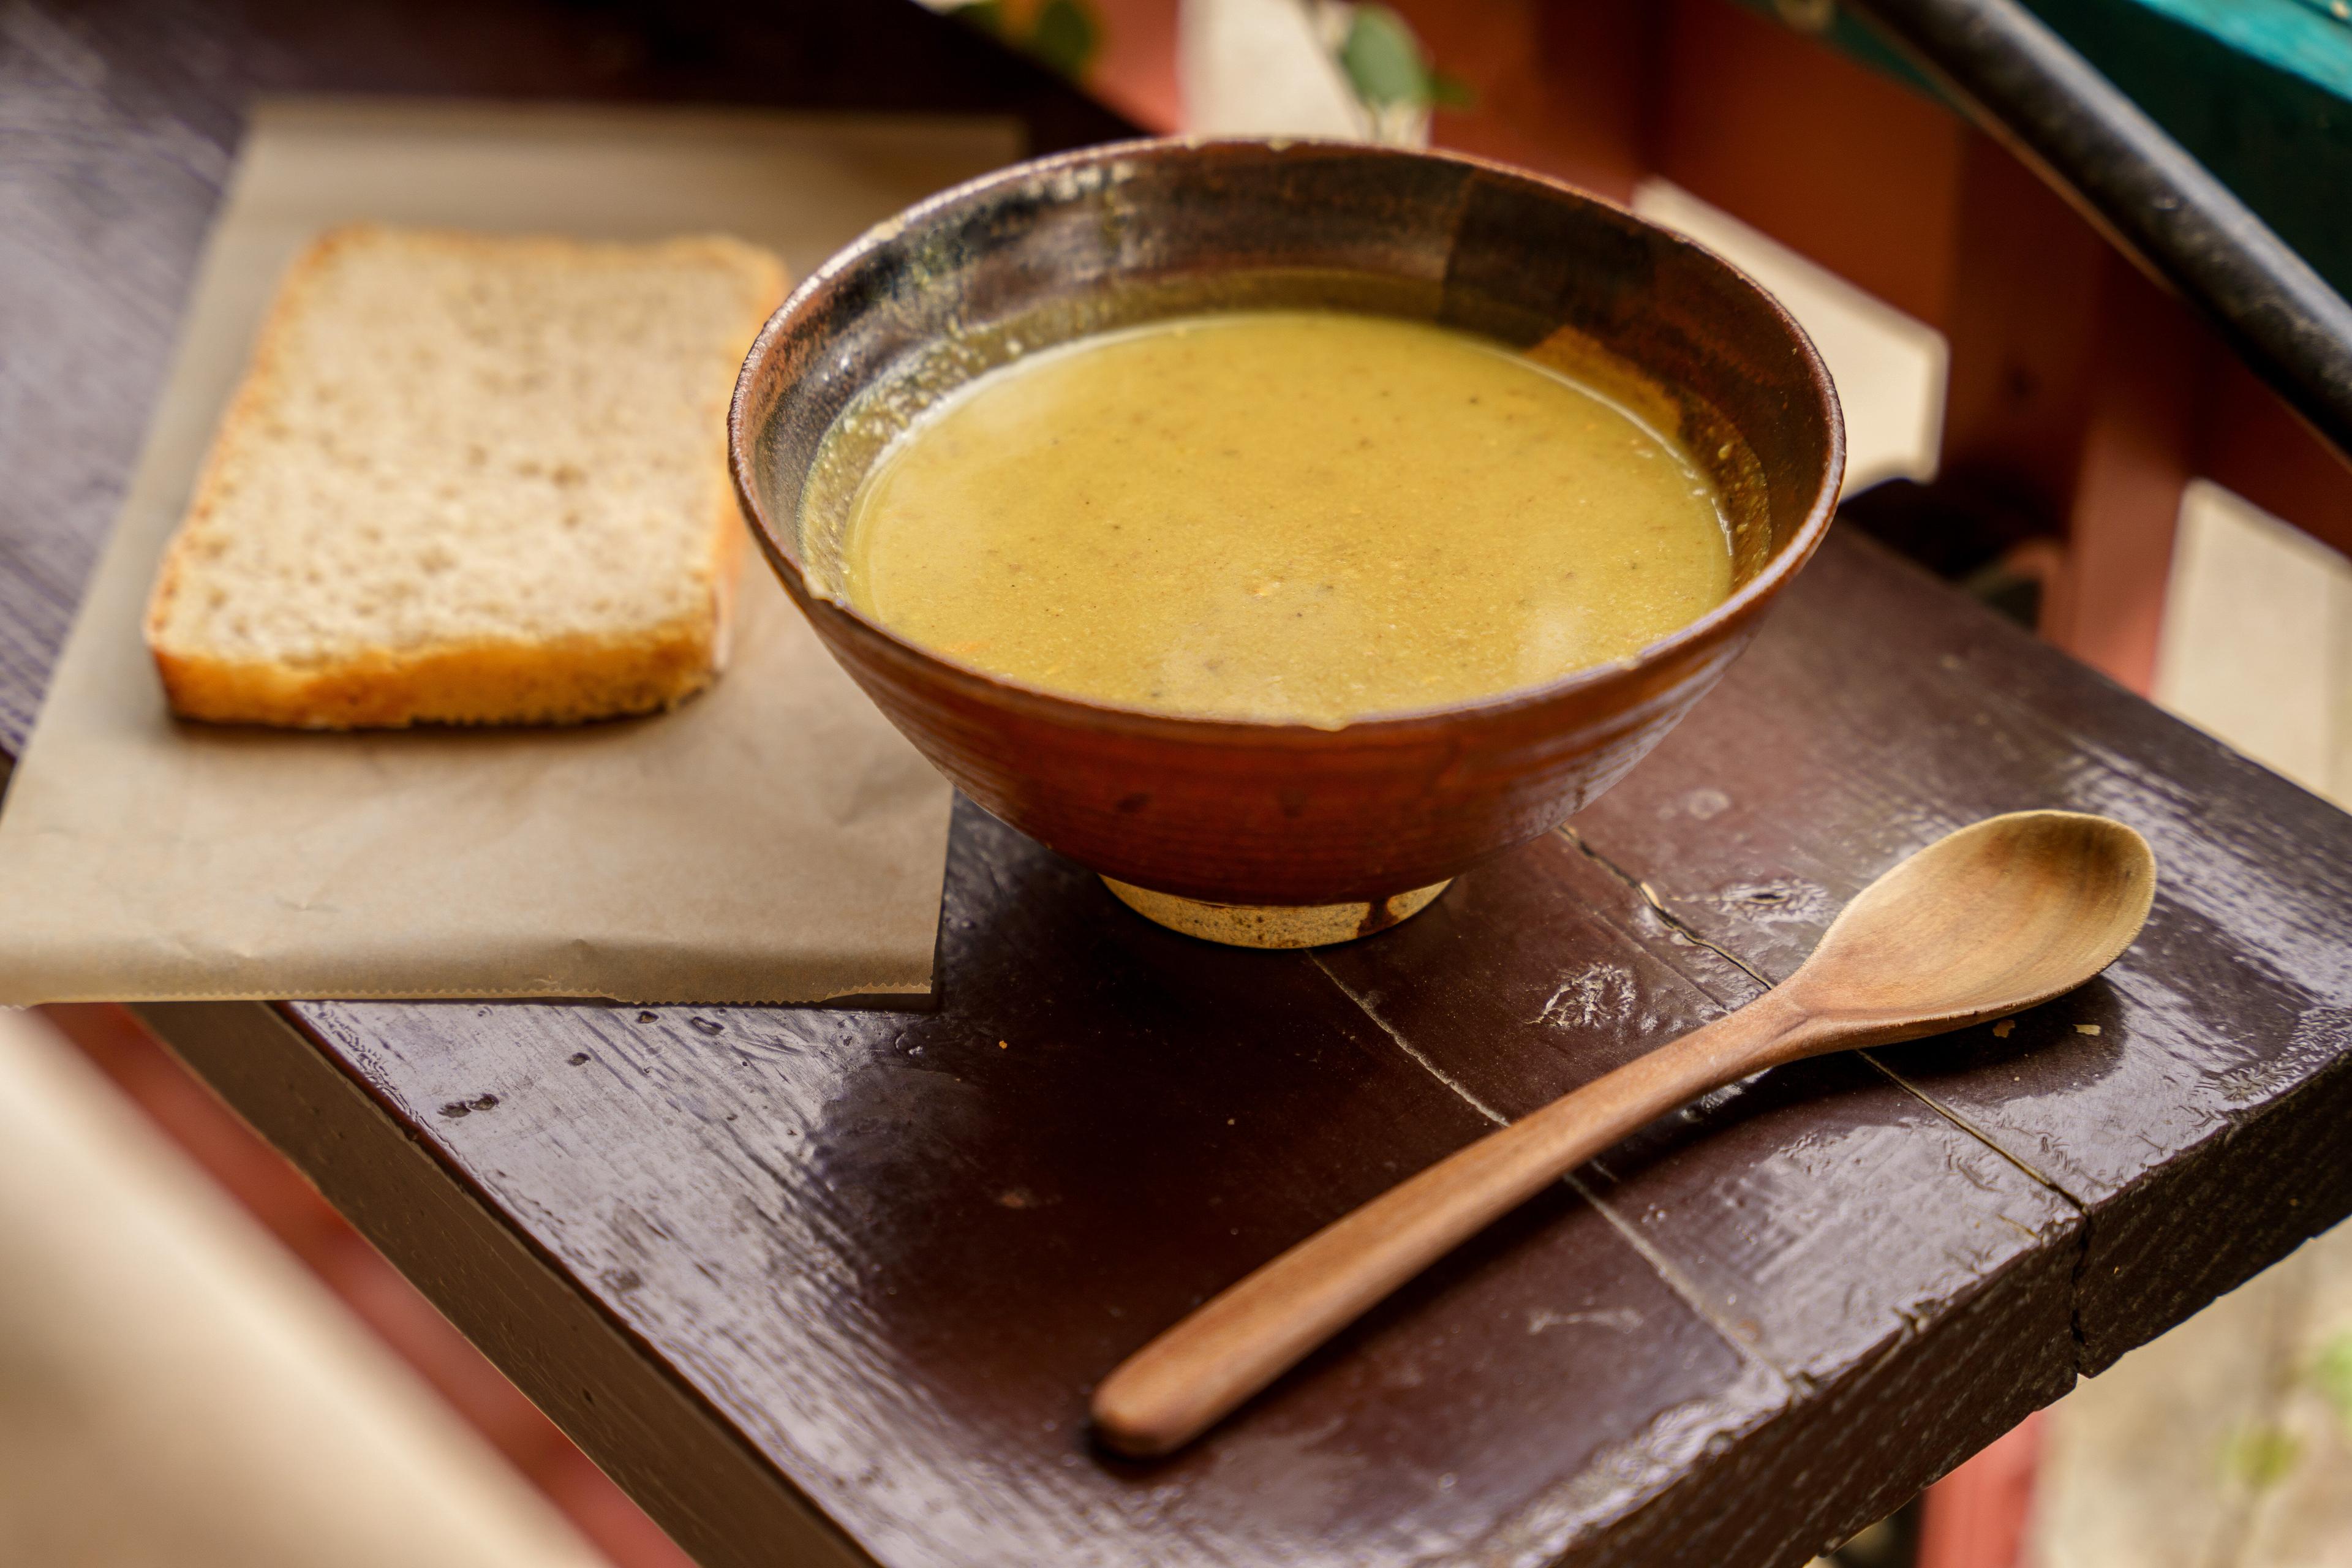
<box><xmin>2220</xmin><ymin>1423</ymin><xmax>2302</xmax><ymax>1490</ymax></box>
<box><xmin>1028</xmin><ymin>0</ymin><xmax>1101</xmax><ymax>78</ymax></box>
<box><xmin>1340</xmin><ymin>5</ymin><xmax>1432</xmax><ymax>109</ymax></box>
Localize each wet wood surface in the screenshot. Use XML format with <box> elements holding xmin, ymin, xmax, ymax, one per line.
<box><xmin>7</xmin><ymin>3</ymin><xmax>2352</xmax><ymax>1566</ymax></box>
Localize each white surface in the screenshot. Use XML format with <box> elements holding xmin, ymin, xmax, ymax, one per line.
<box><xmin>2154</xmin><ymin>478</ymin><xmax>2352</xmax><ymax>799</ymax></box>
<box><xmin>1632</xmin><ymin>180</ymin><xmax>1948</xmax><ymax>496</ymax></box>
<box><xmin>1179</xmin><ymin>0</ymin><xmax>1428</xmax><ymax>146</ymax></box>
<box><xmin>0</xmin><ymin>1008</ymin><xmax>603</xmax><ymax>1568</ymax></box>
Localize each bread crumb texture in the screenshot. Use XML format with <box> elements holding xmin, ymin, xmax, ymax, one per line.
<box><xmin>145</xmin><ymin>224</ymin><xmax>786</xmax><ymax>727</ymax></box>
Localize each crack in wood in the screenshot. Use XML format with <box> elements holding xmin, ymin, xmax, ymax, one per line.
<box><xmin>1561</xmin><ymin>822</ymin><xmax>2090</xmax><ymax>1200</ymax></box>
<box><xmin>1860</xmin><ymin>1057</ymin><xmax>2084</xmax><ymax>1204</ymax></box>
<box><xmin>1309</xmin><ymin>951</ymin><xmax>1511</xmax><ymax>1129</ymax></box>
<box><xmin>1557</xmin><ymin>824</ymin><xmax>2105</xmax><ymax>1375</ymax></box>
<box><xmin>1556</xmin><ymin>826</ymin><xmax>1775</xmax><ymax>990</ymax></box>
<box><xmin>1305</xmin><ymin>949</ymin><xmax>1802</xmax><ymax>1395</ymax></box>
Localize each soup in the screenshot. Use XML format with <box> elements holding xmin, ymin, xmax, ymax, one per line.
<box><xmin>839</xmin><ymin>311</ymin><xmax>1732</xmax><ymax>728</ymax></box>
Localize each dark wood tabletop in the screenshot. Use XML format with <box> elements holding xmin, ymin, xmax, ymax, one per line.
<box><xmin>8</xmin><ymin>3</ymin><xmax>2352</xmax><ymax>1566</ymax></box>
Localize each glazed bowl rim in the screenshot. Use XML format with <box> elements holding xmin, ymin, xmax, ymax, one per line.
<box><xmin>728</xmin><ymin>134</ymin><xmax>1846</xmax><ymax>745</ymax></box>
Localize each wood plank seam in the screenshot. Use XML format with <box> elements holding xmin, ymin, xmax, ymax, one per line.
<box><xmin>1552</xmin><ymin>820</ymin><xmax>2123</xmax><ymax>1419</ymax></box>
<box><xmin>1558</xmin><ymin>825</ymin><xmax>1781</xmax><ymax>992</ymax></box>
<box><xmin>1561</xmin><ymin>805</ymin><xmax>2141</xmax><ymax>1389</ymax></box>
<box><xmin>1284</xmin><ymin>944</ymin><xmax>1937</xmax><ymax>1563</ymax></box>
<box><xmin>1313</xmin><ymin>925</ymin><xmax>1831</xmax><ymax>1411</ymax></box>
<box><xmin>1866</xmin><ymin>1058</ymin><xmax>2108</xmax><ymax>1367</ymax></box>
<box><xmin>1861</xmin><ymin>1060</ymin><xmax>2075</xmax><ymax>1194</ymax></box>
<box><xmin>1320</xmin><ymin>808</ymin><xmax>2100</xmax><ymax>1458</ymax></box>
<box><xmin>1308</xmin><ymin>924</ymin><xmax>2092</xmax><ymax>1428</ymax></box>
<box><xmin>1294</xmin><ymin>807</ymin><xmax>2095</xmax><ymax>1561</ymax></box>
<box><xmin>1305</xmin><ymin>952</ymin><xmax>1518</xmax><ymax>1132</ymax></box>
<box><xmin>1573</xmin><ymin>821</ymin><xmax>2131</xmax><ymax>1394</ymax></box>
<box><xmin>1307</xmin><ymin>946</ymin><xmax>1811</xmax><ymax>1395</ymax></box>
<box><xmin>2064</xmin><ymin>1194</ymin><xmax>2098</xmax><ymax>1367</ymax></box>
<box><xmin>1567</xmin><ymin>1166</ymin><xmax>1803</xmax><ymax>1384</ymax></box>
<box><xmin>1564</xmin><ymin>816</ymin><xmax>2100</xmax><ymax>1209</ymax></box>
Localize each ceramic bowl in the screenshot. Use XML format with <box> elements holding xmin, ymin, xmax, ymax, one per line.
<box><xmin>729</xmin><ymin>138</ymin><xmax>1842</xmax><ymax>945</ymax></box>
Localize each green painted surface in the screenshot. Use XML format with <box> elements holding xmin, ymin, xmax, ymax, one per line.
<box><xmin>1732</xmin><ymin>0</ymin><xmax>2352</xmax><ymax>300</ymax></box>
<box><xmin>2025</xmin><ymin>0</ymin><xmax>2352</xmax><ymax>298</ymax></box>
<box><xmin>2136</xmin><ymin>0</ymin><xmax>2352</xmax><ymax>97</ymax></box>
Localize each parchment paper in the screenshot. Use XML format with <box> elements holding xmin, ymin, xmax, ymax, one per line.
<box><xmin>0</xmin><ymin>100</ymin><xmax>1023</xmax><ymax>1005</ymax></box>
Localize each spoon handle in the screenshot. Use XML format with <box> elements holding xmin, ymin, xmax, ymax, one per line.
<box><xmin>1091</xmin><ymin>988</ymin><xmax>1823</xmax><ymax>1457</ymax></box>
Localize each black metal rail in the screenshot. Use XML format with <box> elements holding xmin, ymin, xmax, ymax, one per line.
<box><xmin>1847</xmin><ymin>0</ymin><xmax>2352</xmax><ymax>461</ymax></box>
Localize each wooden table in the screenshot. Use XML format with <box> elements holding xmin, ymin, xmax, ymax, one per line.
<box><xmin>8</xmin><ymin>3</ymin><xmax>2351</xmax><ymax>1565</ymax></box>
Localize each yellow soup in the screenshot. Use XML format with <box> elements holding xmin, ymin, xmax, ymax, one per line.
<box><xmin>840</xmin><ymin>311</ymin><xmax>1732</xmax><ymax>727</ymax></box>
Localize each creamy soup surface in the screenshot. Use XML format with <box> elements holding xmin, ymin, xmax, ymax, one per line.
<box><xmin>839</xmin><ymin>311</ymin><xmax>1733</xmax><ymax>727</ymax></box>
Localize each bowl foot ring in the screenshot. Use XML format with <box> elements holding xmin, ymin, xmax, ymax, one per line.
<box><xmin>1100</xmin><ymin>877</ymin><xmax>1453</xmax><ymax>949</ymax></box>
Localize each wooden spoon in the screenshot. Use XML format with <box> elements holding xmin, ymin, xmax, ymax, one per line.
<box><xmin>1092</xmin><ymin>809</ymin><xmax>2156</xmax><ymax>1457</ymax></box>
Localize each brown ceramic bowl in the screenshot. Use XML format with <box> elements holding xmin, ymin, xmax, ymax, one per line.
<box><xmin>729</xmin><ymin>138</ymin><xmax>1842</xmax><ymax>940</ymax></box>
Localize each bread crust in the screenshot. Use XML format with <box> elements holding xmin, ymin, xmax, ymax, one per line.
<box><xmin>151</xmin><ymin>617</ymin><xmax>722</xmax><ymax>728</ymax></box>
<box><xmin>143</xmin><ymin>224</ymin><xmax>788</xmax><ymax>729</ymax></box>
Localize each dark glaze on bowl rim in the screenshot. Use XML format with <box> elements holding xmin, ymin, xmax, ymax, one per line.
<box><xmin>731</xmin><ymin>137</ymin><xmax>1844</xmax><ymax>908</ymax></box>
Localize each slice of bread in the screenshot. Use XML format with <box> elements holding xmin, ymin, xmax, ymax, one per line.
<box><xmin>144</xmin><ymin>224</ymin><xmax>788</xmax><ymax>728</ymax></box>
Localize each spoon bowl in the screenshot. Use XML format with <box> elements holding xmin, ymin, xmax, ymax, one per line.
<box><xmin>1782</xmin><ymin>810</ymin><xmax>2158</xmax><ymax>1046</ymax></box>
<box><xmin>1092</xmin><ymin>810</ymin><xmax>2157</xmax><ymax>1457</ymax></box>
